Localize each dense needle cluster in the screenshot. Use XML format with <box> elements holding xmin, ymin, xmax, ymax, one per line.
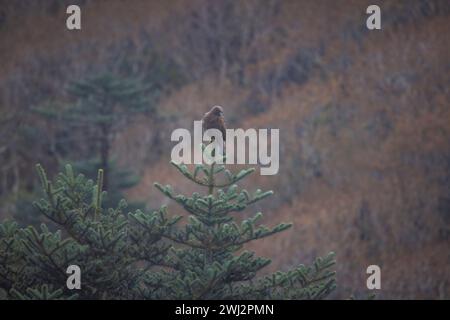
<box><xmin>0</xmin><ymin>155</ymin><xmax>336</xmax><ymax>299</ymax></box>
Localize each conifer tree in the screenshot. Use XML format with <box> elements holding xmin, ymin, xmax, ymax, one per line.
<box><xmin>15</xmin><ymin>73</ymin><xmax>156</xmax><ymax>226</ymax></box>
<box><xmin>0</xmin><ymin>158</ymin><xmax>336</xmax><ymax>299</ymax></box>
<box><xmin>64</xmin><ymin>72</ymin><xmax>156</xmax><ymax>189</ymax></box>
<box><xmin>0</xmin><ymin>164</ymin><xmax>177</xmax><ymax>299</ymax></box>
<box><xmin>151</xmin><ymin>157</ymin><xmax>336</xmax><ymax>299</ymax></box>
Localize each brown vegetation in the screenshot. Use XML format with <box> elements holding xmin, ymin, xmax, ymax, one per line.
<box><xmin>0</xmin><ymin>0</ymin><xmax>449</xmax><ymax>298</ymax></box>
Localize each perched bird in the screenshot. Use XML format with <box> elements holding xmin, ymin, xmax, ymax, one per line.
<box><xmin>202</xmin><ymin>105</ymin><xmax>227</xmax><ymax>141</ymax></box>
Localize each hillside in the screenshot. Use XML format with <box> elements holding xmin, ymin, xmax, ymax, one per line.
<box><xmin>0</xmin><ymin>0</ymin><xmax>449</xmax><ymax>298</ymax></box>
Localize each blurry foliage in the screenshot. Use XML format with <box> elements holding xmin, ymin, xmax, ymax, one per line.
<box><xmin>0</xmin><ymin>24</ymin><xmax>183</xmax><ymax>201</ymax></box>
<box><xmin>10</xmin><ymin>73</ymin><xmax>156</xmax><ymax>226</ymax></box>
<box><xmin>69</xmin><ymin>158</ymin><xmax>144</xmax><ymax>212</ymax></box>
<box><xmin>0</xmin><ymin>0</ymin><xmax>449</xmax><ymax>299</ymax></box>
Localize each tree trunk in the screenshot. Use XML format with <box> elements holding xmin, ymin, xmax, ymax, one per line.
<box><xmin>100</xmin><ymin>125</ymin><xmax>111</xmax><ymax>190</ymax></box>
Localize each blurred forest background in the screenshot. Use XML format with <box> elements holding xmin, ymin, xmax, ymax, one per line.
<box><xmin>0</xmin><ymin>0</ymin><xmax>449</xmax><ymax>299</ymax></box>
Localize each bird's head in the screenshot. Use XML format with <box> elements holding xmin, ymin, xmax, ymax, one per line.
<box><xmin>210</xmin><ymin>105</ymin><xmax>224</xmax><ymax>116</ymax></box>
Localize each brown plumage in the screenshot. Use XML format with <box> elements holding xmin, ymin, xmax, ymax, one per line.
<box><xmin>202</xmin><ymin>105</ymin><xmax>226</xmax><ymax>141</ymax></box>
